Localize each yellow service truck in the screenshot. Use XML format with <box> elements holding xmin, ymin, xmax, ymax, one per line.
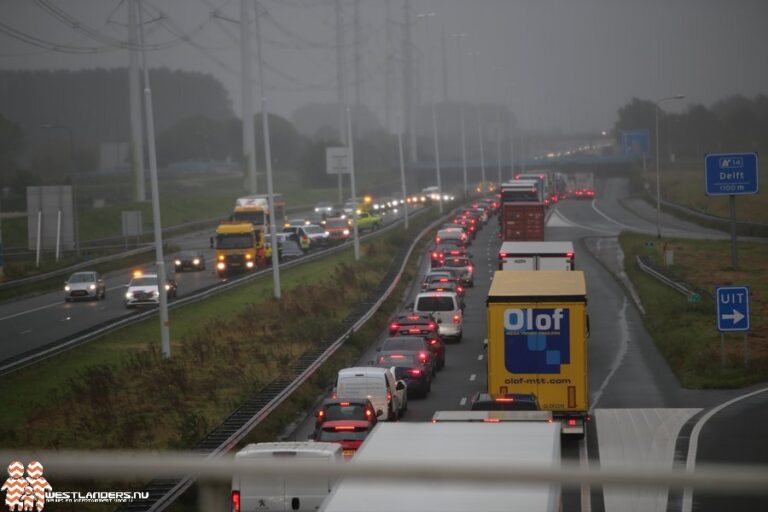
<box><xmin>486</xmin><ymin>270</ymin><xmax>589</xmax><ymax>437</ymax></box>
<box><xmin>214</xmin><ymin>221</ymin><xmax>269</xmax><ymax>277</ymax></box>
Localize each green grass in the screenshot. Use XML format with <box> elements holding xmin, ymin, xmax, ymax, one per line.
<box><xmin>0</xmin><ymin>208</ymin><xmax>439</xmax><ymax>449</ymax></box>
<box><xmin>620</xmin><ymin>232</ymin><xmax>768</xmax><ymax>388</ymax></box>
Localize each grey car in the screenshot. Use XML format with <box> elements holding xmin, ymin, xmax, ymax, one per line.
<box><xmin>64</xmin><ymin>271</ymin><xmax>106</xmax><ymax>302</ymax></box>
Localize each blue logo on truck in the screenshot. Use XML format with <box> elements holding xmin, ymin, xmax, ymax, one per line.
<box><xmin>503</xmin><ymin>308</ymin><xmax>570</xmax><ymax>374</ymax></box>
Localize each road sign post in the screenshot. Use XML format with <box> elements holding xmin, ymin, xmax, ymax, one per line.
<box><xmin>704</xmin><ymin>153</ymin><xmax>759</xmax><ymax>270</ymax></box>
<box><xmin>716</xmin><ymin>286</ymin><xmax>750</xmax><ymax>368</ymax></box>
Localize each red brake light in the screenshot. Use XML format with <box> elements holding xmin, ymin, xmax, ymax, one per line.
<box><xmin>408</xmin><ymin>315</ymin><xmax>419</xmax><ymax>320</ymax></box>
<box><xmin>428</xmin><ymin>322</ymin><xmax>436</xmax><ymax>329</ymax></box>
<box><xmin>335</xmin><ymin>425</ymin><xmax>356</xmax><ymax>431</ymax></box>
<box><xmin>418</xmin><ymin>352</ymin><xmax>428</xmax><ymax>361</ymax></box>
<box><xmin>408</xmin><ymin>369</ymin><xmax>422</xmax><ymax>376</ymax></box>
<box><xmin>452</xmin><ymin>314</ymin><xmax>460</xmax><ymax>324</ymax></box>
<box><xmin>390</xmin><ymin>323</ymin><xmax>399</xmax><ymax>331</ymax></box>
<box><xmin>468</xmin><ymin>265</ymin><xmax>473</xmax><ymax>271</ymax></box>
<box><xmin>340</xmin><ymin>401</ymin><xmax>350</xmax><ymax>406</ymax></box>
<box><xmin>432</xmin><ymin>252</ymin><xmax>439</xmax><ymax>258</ymax></box>
<box><xmin>318</xmin><ymin>409</ymin><xmax>325</xmax><ymax>417</ymax></box>
<box><xmin>232</xmin><ymin>491</ymin><xmax>241</xmax><ymax>512</ymax></box>
<box><xmin>408</xmin><ymin>328</ymin><xmax>420</xmax><ymax>333</ymax></box>
<box><xmin>568</xmin><ymin>419</ymin><xmax>577</xmax><ymax>426</ymax></box>
<box><xmin>483</xmin><ymin>418</ymin><xmax>501</xmax><ymax>423</ymax></box>
<box><xmin>495</xmin><ymin>397</ymin><xmax>515</xmax><ymax>403</ymax></box>
<box><xmin>387</xmin><ymin>392</ymin><xmax>392</xmax><ymax>401</ymax></box>
<box><xmin>566</xmin><ymin>252</ymin><xmax>574</xmax><ymax>258</ymax></box>
<box><xmin>365</xmin><ymin>409</ymin><xmax>373</xmax><ymax>418</ymax></box>
<box><xmin>499</xmin><ymin>252</ymin><xmax>507</xmax><ymax>258</ymax></box>
<box><xmin>429</xmin><ymin>338</ymin><xmax>438</xmax><ymax>345</ymax></box>
<box><xmin>439</xmin><ymin>278</ymin><xmax>449</xmax><ymax>282</ymax></box>
<box><xmin>457</xmin><ymin>286</ymin><xmax>464</xmax><ymax>293</ymax></box>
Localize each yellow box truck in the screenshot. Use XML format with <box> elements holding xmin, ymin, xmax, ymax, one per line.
<box><xmin>486</xmin><ymin>270</ymin><xmax>589</xmax><ymax>436</ymax></box>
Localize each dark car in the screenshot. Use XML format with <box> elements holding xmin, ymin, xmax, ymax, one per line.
<box><xmin>375</xmin><ymin>352</ymin><xmax>432</xmax><ymax>398</ymax></box>
<box><xmin>377</xmin><ymin>336</ymin><xmax>435</xmax><ymax>375</ymax></box>
<box><xmin>313</xmin><ymin>419</ymin><xmax>374</xmax><ymax>459</ymax></box>
<box><xmin>388</xmin><ymin>312</ymin><xmax>446</xmax><ymax>370</ymax></box>
<box><xmin>470</xmin><ymin>392</ymin><xmax>541</xmax><ymax>411</ymax></box>
<box><xmin>174</xmin><ymin>250</ymin><xmax>206</xmax><ymax>272</ymax></box>
<box><xmin>431</xmin><ymin>245</ymin><xmax>472</xmax><ymax>269</ymax></box>
<box><xmin>314</xmin><ymin>398</ymin><xmax>378</xmax><ymax>432</ymax></box>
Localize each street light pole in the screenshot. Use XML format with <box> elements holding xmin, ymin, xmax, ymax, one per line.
<box><xmin>417</xmin><ymin>12</ymin><xmax>443</xmax><ymax>214</ymax></box>
<box><xmin>654</xmin><ymin>94</ymin><xmax>685</xmax><ymax>239</ymax></box>
<box><xmin>451</xmin><ymin>32</ymin><xmax>468</xmax><ymax>198</ymax></box>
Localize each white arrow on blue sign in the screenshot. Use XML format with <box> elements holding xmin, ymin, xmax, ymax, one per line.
<box><xmin>716</xmin><ymin>286</ymin><xmax>750</xmax><ymax>332</ymax></box>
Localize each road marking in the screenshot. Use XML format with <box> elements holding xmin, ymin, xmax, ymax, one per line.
<box><xmin>60</xmin><ymin>316</ymin><xmax>71</xmax><ymax>322</ymax></box>
<box><xmin>682</xmin><ymin>386</ymin><xmax>768</xmax><ymax>512</ymax></box>
<box><xmin>19</xmin><ymin>329</ymin><xmax>32</xmax><ymax>335</ymax></box>
<box><xmin>590</xmin><ymin>198</ymin><xmax>636</xmax><ymax>230</ymax></box>
<box><xmin>580</xmin><ymin>437</ymin><xmax>591</xmax><ymax>512</ymax></box>
<box><xmin>592</xmin><ymin>297</ymin><xmax>630</xmax><ymax>408</ymax></box>
<box><xmin>469</xmin><ymin>374</ymin><xmax>476</xmax><ymax>381</ymax></box>
<box><xmin>477</xmin><ymin>354</ymin><xmax>483</xmax><ymax>360</ymax></box>
<box><xmin>0</xmin><ymin>302</ymin><xmax>61</xmax><ymax>322</ymax></box>
<box><xmin>459</xmin><ymin>397</ymin><xmax>467</xmax><ymax>406</ymax></box>
<box><xmin>550</xmin><ymin>209</ymin><xmax>614</xmax><ymax>235</ymax></box>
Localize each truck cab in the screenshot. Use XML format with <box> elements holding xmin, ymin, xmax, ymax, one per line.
<box><xmin>214</xmin><ymin>221</ymin><xmax>268</xmax><ymax>277</ymax></box>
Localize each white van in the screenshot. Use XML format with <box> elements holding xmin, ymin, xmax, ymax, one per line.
<box><xmin>334</xmin><ymin>367</ymin><xmax>406</xmax><ymax>421</ymax></box>
<box><xmin>413</xmin><ymin>291</ymin><xmax>463</xmax><ymax>342</ymax></box>
<box><xmin>231</xmin><ymin>442</ymin><xmax>342</xmax><ymax>512</ymax></box>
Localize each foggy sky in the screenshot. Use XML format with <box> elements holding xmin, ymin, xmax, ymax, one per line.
<box><xmin>1</xmin><ymin>0</ymin><xmax>767</xmax><ymax>133</ymax></box>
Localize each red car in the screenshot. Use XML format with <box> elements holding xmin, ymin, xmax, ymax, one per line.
<box><xmin>573</xmin><ymin>188</ymin><xmax>595</xmax><ymax>199</ymax></box>
<box><xmin>313</xmin><ymin>420</ymin><xmax>374</xmax><ymax>459</ymax></box>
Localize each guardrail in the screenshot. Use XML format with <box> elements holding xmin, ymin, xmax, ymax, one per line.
<box><xmin>636</xmin><ymin>255</ymin><xmax>708</xmax><ymax>302</ymax></box>
<box><xmin>0</xmin><ymin>206</ymin><xmax>431</xmax><ymax>377</ymax></box>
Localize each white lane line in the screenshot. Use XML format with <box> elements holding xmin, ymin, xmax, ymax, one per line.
<box><xmin>682</xmin><ymin>386</ymin><xmax>768</xmax><ymax>512</ymax></box>
<box><xmin>469</xmin><ymin>374</ymin><xmax>476</xmax><ymax>381</ymax></box>
<box><xmin>459</xmin><ymin>397</ymin><xmax>467</xmax><ymax>406</ymax></box>
<box><xmin>60</xmin><ymin>316</ymin><xmax>71</xmax><ymax>322</ymax></box>
<box><xmin>590</xmin><ymin>199</ymin><xmax>637</xmax><ymax>230</ymax></box>
<box><xmin>551</xmin><ymin>209</ymin><xmax>615</xmax><ymax>235</ymax></box>
<box><xmin>477</xmin><ymin>354</ymin><xmax>484</xmax><ymax>361</ymax></box>
<box><xmin>19</xmin><ymin>329</ymin><xmax>32</xmax><ymax>335</ymax></box>
<box><xmin>0</xmin><ymin>302</ymin><xmax>61</xmax><ymax>322</ymax></box>
<box><xmin>580</xmin><ymin>437</ymin><xmax>592</xmax><ymax>512</ymax></box>
<box><xmin>591</xmin><ymin>297</ymin><xmax>631</xmax><ymax>408</ymax></box>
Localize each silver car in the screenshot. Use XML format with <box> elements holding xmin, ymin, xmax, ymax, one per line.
<box><xmin>64</xmin><ymin>271</ymin><xmax>106</xmax><ymax>302</ymax></box>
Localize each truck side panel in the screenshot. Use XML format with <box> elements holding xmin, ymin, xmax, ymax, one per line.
<box><xmin>487</xmin><ymin>301</ymin><xmax>588</xmax><ymax>414</ymax></box>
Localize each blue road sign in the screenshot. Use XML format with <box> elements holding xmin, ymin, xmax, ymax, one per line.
<box><xmin>622</xmin><ymin>130</ymin><xmax>650</xmax><ymax>156</ymax></box>
<box><xmin>716</xmin><ymin>286</ymin><xmax>750</xmax><ymax>332</ymax></box>
<box><xmin>704</xmin><ymin>153</ymin><xmax>759</xmax><ymax>196</ymax></box>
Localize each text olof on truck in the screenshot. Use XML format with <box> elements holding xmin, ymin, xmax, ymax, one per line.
<box><xmin>486</xmin><ymin>270</ymin><xmax>589</xmax><ymax>436</ymax></box>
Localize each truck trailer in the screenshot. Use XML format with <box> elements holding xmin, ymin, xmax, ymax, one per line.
<box><xmin>498</xmin><ymin>241</ymin><xmax>575</xmax><ymax>271</ymax></box>
<box><xmin>499</xmin><ymin>180</ymin><xmax>546</xmax><ymax>241</ymax></box>
<box><xmin>319</xmin><ymin>421</ymin><xmax>561</xmax><ymax>512</ymax></box>
<box><xmin>486</xmin><ymin>270</ymin><xmax>589</xmax><ymax>436</ymax></box>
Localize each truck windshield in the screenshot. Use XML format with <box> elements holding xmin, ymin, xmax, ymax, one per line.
<box><xmin>216</xmin><ymin>234</ymin><xmax>253</xmax><ymax>249</ymax></box>
<box><xmin>417</xmin><ymin>296</ymin><xmax>456</xmax><ymax>311</ymax></box>
<box><xmin>232</xmin><ymin>211</ymin><xmax>265</xmax><ymax>225</ymax></box>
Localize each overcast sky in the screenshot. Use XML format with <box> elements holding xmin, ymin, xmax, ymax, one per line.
<box><xmin>2</xmin><ymin>0</ymin><xmax>767</xmax><ymax>133</ymax></box>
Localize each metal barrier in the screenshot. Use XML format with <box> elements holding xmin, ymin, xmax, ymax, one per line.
<box><xmin>636</xmin><ymin>255</ymin><xmax>703</xmax><ymax>301</ymax></box>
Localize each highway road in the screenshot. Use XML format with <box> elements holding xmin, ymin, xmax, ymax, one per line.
<box><xmin>0</xmin><ymin>207</ymin><xmax>412</xmax><ymax>365</ymax></box>
<box><xmin>286</xmin><ymin>176</ymin><xmax>768</xmax><ymax>512</ymax></box>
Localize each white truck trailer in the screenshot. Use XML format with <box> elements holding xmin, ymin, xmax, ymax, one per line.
<box><xmin>319</xmin><ymin>421</ymin><xmax>561</xmax><ymax>512</ymax></box>
<box><xmin>498</xmin><ymin>241</ymin><xmax>575</xmax><ymax>271</ymax></box>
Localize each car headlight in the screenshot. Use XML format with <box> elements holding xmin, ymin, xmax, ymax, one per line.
<box><xmin>324</xmin><ymin>231</ymin><xmax>329</xmax><ymax>236</ymax></box>
<box><xmin>192</xmin><ymin>258</ymin><xmax>200</xmax><ymax>265</ymax></box>
<box><xmin>64</xmin><ymin>285</ymin><xmax>71</xmax><ymax>292</ymax></box>
<box><xmin>125</xmin><ymin>292</ymin><xmax>133</xmax><ymax>299</ymax></box>
<box><xmin>174</xmin><ymin>259</ymin><xmax>181</xmax><ymax>265</ymax></box>
<box><xmin>246</xmin><ymin>261</ymin><xmax>254</xmax><ymax>268</ymax></box>
<box><xmin>342</xmin><ymin>229</ymin><xmax>350</xmax><ymax>236</ymax></box>
<box><xmin>89</xmin><ymin>284</ymin><xmax>96</xmax><ymax>290</ymax></box>
<box><xmin>164</xmin><ymin>284</ymin><xmax>171</xmax><ymax>291</ymax></box>
<box><xmin>217</xmin><ymin>262</ymin><xmax>226</xmax><ymax>270</ymax></box>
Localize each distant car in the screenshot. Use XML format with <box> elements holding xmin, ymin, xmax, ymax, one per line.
<box><xmin>440</xmin><ymin>255</ymin><xmax>474</xmax><ymax>287</ymax></box>
<box><xmin>388</xmin><ymin>312</ymin><xmax>445</xmax><ymax>370</ymax></box>
<box><xmin>302</xmin><ymin>224</ymin><xmax>330</xmax><ymax>247</ymax></box>
<box><xmin>174</xmin><ymin>250</ymin><xmax>206</xmax><ymax>272</ymax></box>
<box><xmin>313</xmin><ymin>420</ymin><xmax>374</xmax><ymax>459</ymax></box>
<box><xmin>470</xmin><ymin>392</ymin><xmax>541</xmax><ymax>411</ymax></box>
<box><xmin>64</xmin><ymin>271</ymin><xmax>106</xmax><ymax>302</ymax></box>
<box><xmin>377</xmin><ymin>336</ymin><xmax>435</xmax><ymax>376</ymax></box>
<box><xmin>374</xmin><ymin>352</ymin><xmax>432</xmax><ymax>398</ymax></box>
<box><xmin>421</xmin><ymin>271</ymin><xmax>463</xmax><ymax>297</ymax></box>
<box><xmin>125</xmin><ymin>272</ymin><xmax>177</xmax><ymax>308</ymax></box>
<box><xmin>430</xmin><ymin>245</ymin><xmax>472</xmax><ymax>268</ymax></box>
<box><xmin>314</xmin><ymin>398</ymin><xmax>379</xmax><ymax>433</ymax></box>
<box><xmin>314</xmin><ymin>201</ymin><xmax>336</xmax><ymax>215</ymax></box>
<box><xmin>423</xmin><ymin>281</ymin><xmax>465</xmax><ymax>308</ymax></box>
<box><xmin>324</xmin><ymin>217</ymin><xmax>352</xmax><ymax>243</ymax></box>
<box><xmin>285</xmin><ymin>218</ymin><xmax>311</xmax><ymax>228</ymax></box>
<box><xmin>573</xmin><ymin>188</ymin><xmax>595</xmax><ymax>199</ymax></box>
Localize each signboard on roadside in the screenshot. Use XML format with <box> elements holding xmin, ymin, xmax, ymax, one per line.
<box><xmin>622</xmin><ymin>130</ymin><xmax>650</xmax><ymax>156</ymax></box>
<box><xmin>716</xmin><ymin>286</ymin><xmax>750</xmax><ymax>332</ymax></box>
<box><xmin>704</xmin><ymin>153</ymin><xmax>759</xmax><ymax>196</ymax></box>
<box><xmin>326</xmin><ymin>147</ymin><xmax>350</xmax><ymax>175</ymax></box>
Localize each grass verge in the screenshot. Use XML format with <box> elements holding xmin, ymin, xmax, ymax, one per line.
<box><xmin>620</xmin><ymin>232</ymin><xmax>767</xmax><ymax>388</ymax></box>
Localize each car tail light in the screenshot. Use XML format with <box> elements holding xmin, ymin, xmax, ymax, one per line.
<box><xmin>457</xmin><ymin>286</ymin><xmax>464</xmax><ymax>293</ymax></box>
<box><xmin>390</xmin><ymin>322</ymin><xmax>399</xmax><ymax>331</ymax></box>
<box><xmin>566</xmin><ymin>252</ymin><xmax>574</xmax><ymax>259</ymax></box>
<box><xmin>340</xmin><ymin>402</ymin><xmax>350</xmax><ymax>406</ymax></box>
<box><xmin>418</xmin><ymin>352</ymin><xmax>428</xmax><ymax>362</ymax></box>
<box><xmin>365</xmin><ymin>408</ymin><xmax>373</xmax><ymax>418</ymax></box>
<box><xmin>567</xmin><ymin>419</ymin><xmax>577</xmax><ymax>426</ymax></box>
<box><xmin>499</xmin><ymin>252</ymin><xmax>507</xmax><ymax>258</ymax></box>
<box><xmin>429</xmin><ymin>338</ymin><xmax>438</xmax><ymax>345</ymax></box>
<box><xmin>334</xmin><ymin>425</ymin><xmax>356</xmax><ymax>431</ymax></box>
<box><xmin>435</xmin><ymin>237</ymin><xmax>441</xmax><ymax>243</ymax></box>
<box><xmin>432</xmin><ymin>252</ymin><xmax>439</xmax><ymax>258</ymax></box>
<box><xmin>317</xmin><ymin>409</ymin><xmax>325</xmax><ymax>418</ymax></box>
<box><xmin>467</xmin><ymin>265</ymin><xmax>473</xmax><ymax>272</ymax></box>
<box><xmin>408</xmin><ymin>369</ymin><xmax>422</xmax><ymax>376</ymax></box>
<box><xmin>495</xmin><ymin>397</ymin><xmax>515</xmax><ymax>403</ymax></box>
<box><xmin>408</xmin><ymin>315</ymin><xmax>419</xmax><ymax>320</ymax></box>
<box><xmin>452</xmin><ymin>314</ymin><xmax>461</xmax><ymax>324</ymax></box>
<box><xmin>428</xmin><ymin>322</ymin><xmax>436</xmax><ymax>329</ymax></box>
<box><xmin>439</xmin><ymin>278</ymin><xmax>449</xmax><ymax>282</ymax></box>
<box><xmin>231</xmin><ymin>491</ymin><xmax>241</xmax><ymax>512</ymax></box>
<box><xmin>387</xmin><ymin>392</ymin><xmax>392</xmax><ymax>401</ymax></box>
<box><xmin>483</xmin><ymin>418</ymin><xmax>501</xmax><ymax>423</ymax></box>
